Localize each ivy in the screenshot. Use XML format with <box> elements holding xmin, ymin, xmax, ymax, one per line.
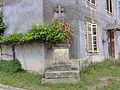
<box><xmin>0</xmin><ymin>21</ymin><xmax>66</xmax><ymax>47</ymax></box>
<box><xmin>0</xmin><ymin>21</ymin><xmax>74</xmax><ymax>48</ymax></box>
<box><xmin>0</xmin><ymin>32</ymin><xmax>23</xmax><ymax>45</ymax></box>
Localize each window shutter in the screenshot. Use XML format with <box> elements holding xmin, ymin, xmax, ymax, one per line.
<box><xmin>92</xmin><ymin>24</ymin><xmax>98</xmax><ymax>53</ymax></box>
<box><xmin>87</xmin><ymin>22</ymin><xmax>93</xmax><ymax>53</ymax></box>
<box><xmin>86</xmin><ymin>22</ymin><xmax>98</xmax><ymax>54</ymax></box>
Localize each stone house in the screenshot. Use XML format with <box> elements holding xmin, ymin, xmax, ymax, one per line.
<box><xmin>0</xmin><ymin>0</ymin><xmax>120</xmax><ymax>74</ymax></box>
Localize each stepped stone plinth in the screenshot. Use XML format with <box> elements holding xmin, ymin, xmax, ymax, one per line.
<box><xmin>42</xmin><ymin>47</ymin><xmax>80</xmax><ymax>83</ymax></box>
<box><xmin>42</xmin><ymin>61</ymin><xmax>80</xmax><ymax>83</ymax></box>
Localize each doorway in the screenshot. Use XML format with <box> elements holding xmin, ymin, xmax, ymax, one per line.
<box><xmin>107</xmin><ymin>30</ymin><xmax>115</xmax><ymax>58</ymax></box>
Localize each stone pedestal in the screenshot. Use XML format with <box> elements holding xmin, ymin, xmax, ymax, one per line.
<box><xmin>43</xmin><ymin>44</ymin><xmax>80</xmax><ymax>83</ymax></box>
<box><xmin>54</xmin><ymin>48</ymin><xmax>69</xmax><ymax>62</ymax></box>
<box><xmin>42</xmin><ymin>62</ymin><xmax>80</xmax><ymax>83</ymax></box>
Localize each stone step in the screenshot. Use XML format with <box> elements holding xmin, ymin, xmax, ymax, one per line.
<box><xmin>42</xmin><ymin>77</ymin><xmax>80</xmax><ymax>84</ymax></box>
<box><xmin>52</xmin><ymin>61</ymin><xmax>71</xmax><ymax>65</ymax></box>
<box><xmin>45</xmin><ymin>70</ymin><xmax>79</xmax><ymax>79</ymax></box>
<box><xmin>46</xmin><ymin>64</ymin><xmax>71</xmax><ymax>71</ymax></box>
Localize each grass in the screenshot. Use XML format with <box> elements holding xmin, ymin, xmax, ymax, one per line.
<box><xmin>0</xmin><ymin>60</ymin><xmax>120</xmax><ymax>90</ymax></box>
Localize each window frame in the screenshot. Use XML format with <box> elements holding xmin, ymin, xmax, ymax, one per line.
<box><xmin>85</xmin><ymin>0</ymin><xmax>96</xmax><ymax>8</ymax></box>
<box><xmin>106</xmin><ymin>0</ymin><xmax>113</xmax><ymax>16</ymax></box>
<box><xmin>118</xmin><ymin>0</ymin><xmax>120</xmax><ymax>19</ymax></box>
<box><xmin>86</xmin><ymin>22</ymin><xmax>99</xmax><ymax>55</ymax></box>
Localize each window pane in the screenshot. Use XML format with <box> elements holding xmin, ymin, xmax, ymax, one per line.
<box><xmin>119</xmin><ymin>1</ymin><xmax>120</xmax><ymax>17</ymax></box>
<box><xmin>93</xmin><ymin>28</ymin><xmax>96</xmax><ymax>35</ymax></box>
<box><xmin>88</xmin><ymin>33</ymin><xmax>92</xmax><ymax>50</ymax></box>
<box><xmin>88</xmin><ymin>34</ymin><xmax>92</xmax><ymax>41</ymax></box>
<box><xmin>87</xmin><ymin>0</ymin><xmax>90</xmax><ymax>2</ymax></box>
<box><xmin>94</xmin><ymin>41</ymin><xmax>97</xmax><ymax>44</ymax></box>
<box><xmin>110</xmin><ymin>0</ymin><xmax>112</xmax><ymax>12</ymax></box>
<box><xmin>94</xmin><ymin>45</ymin><xmax>97</xmax><ymax>51</ymax></box>
<box><xmin>91</xmin><ymin>0</ymin><xmax>95</xmax><ymax>4</ymax></box>
<box><xmin>93</xmin><ymin>36</ymin><xmax>96</xmax><ymax>40</ymax></box>
<box><xmin>106</xmin><ymin>0</ymin><xmax>109</xmax><ymax>11</ymax></box>
<box><xmin>88</xmin><ymin>44</ymin><xmax>92</xmax><ymax>50</ymax></box>
<box><xmin>86</xmin><ymin>0</ymin><xmax>90</xmax><ymax>3</ymax></box>
<box><xmin>88</xmin><ymin>24</ymin><xmax>91</xmax><ymax>31</ymax></box>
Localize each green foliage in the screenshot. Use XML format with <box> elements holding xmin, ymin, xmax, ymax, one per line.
<box><xmin>0</xmin><ymin>21</ymin><xmax>66</xmax><ymax>47</ymax></box>
<box><xmin>0</xmin><ymin>60</ymin><xmax>22</xmax><ymax>73</ymax></box>
<box><xmin>23</xmin><ymin>21</ymin><xmax>65</xmax><ymax>46</ymax></box>
<box><xmin>0</xmin><ymin>32</ymin><xmax>23</xmax><ymax>45</ymax></box>
<box><xmin>0</xmin><ymin>15</ymin><xmax>6</xmax><ymax>33</ymax></box>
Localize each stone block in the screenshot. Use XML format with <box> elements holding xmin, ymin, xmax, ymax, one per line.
<box><xmin>42</xmin><ymin>78</ymin><xmax>80</xmax><ymax>83</ymax></box>
<box><xmin>54</xmin><ymin>48</ymin><xmax>69</xmax><ymax>62</ymax></box>
<box><xmin>46</xmin><ymin>62</ymin><xmax>71</xmax><ymax>71</ymax></box>
<box><xmin>45</xmin><ymin>70</ymin><xmax>79</xmax><ymax>79</ymax></box>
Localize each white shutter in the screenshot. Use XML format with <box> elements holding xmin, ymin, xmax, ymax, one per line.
<box><xmin>86</xmin><ymin>22</ymin><xmax>98</xmax><ymax>54</ymax></box>
<box><xmin>87</xmin><ymin>22</ymin><xmax>93</xmax><ymax>53</ymax></box>
<box><xmin>91</xmin><ymin>24</ymin><xmax>98</xmax><ymax>53</ymax></box>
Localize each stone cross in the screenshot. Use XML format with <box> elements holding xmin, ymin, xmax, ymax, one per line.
<box><xmin>55</xmin><ymin>5</ymin><xmax>65</xmax><ymax>22</ymax></box>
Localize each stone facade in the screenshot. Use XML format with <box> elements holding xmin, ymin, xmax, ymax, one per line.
<box><xmin>0</xmin><ymin>0</ymin><xmax>120</xmax><ymax>74</ymax></box>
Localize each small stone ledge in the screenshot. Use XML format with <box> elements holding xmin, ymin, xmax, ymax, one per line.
<box><xmin>42</xmin><ymin>78</ymin><xmax>80</xmax><ymax>84</ymax></box>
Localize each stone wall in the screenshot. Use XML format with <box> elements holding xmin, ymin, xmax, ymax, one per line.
<box><xmin>2</xmin><ymin>0</ymin><xmax>45</xmax><ymax>74</ymax></box>
<box><xmin>3</xmin><ymin>0</ymin><xmax>43</xmax><ymax>34</ymax></box>
<box><xmin>1</xmin><ymin>42</ymin><xmax>45</xmax><ymax>74</ymax></box>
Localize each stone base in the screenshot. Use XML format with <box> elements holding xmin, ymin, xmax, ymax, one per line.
<box><xmin>45</xmin><ymin>70</ymin><xmax>79</xmax><ymax>79</ymax></box>
<box><xmin>43</xmin><ymin>61</ymin><xmax>80</xmax><ymax>83</ymax></box>
<box><xmin>46</xmin><ymin>62</ymin><xmax>72</xmax><ymax>71</ymax></box>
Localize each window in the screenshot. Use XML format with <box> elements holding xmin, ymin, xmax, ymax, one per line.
<box><xmin>86</xmin><ymin>22</ymin><xmax>98</xmax><ymax>54</ymax></box>
<box><xmin>106</xmin><ymin>0</ymin><xmax>113</xmax><ymax>16</ymax></box>
<box><xmin>85</xmin><ymin>0</ymin><xmax>96</xmax><ymax>8</ymax></box>
<box><xmin>118</xmin><ymin>0</ymin><xmax>120</xmax><ymax>18</ymax></box>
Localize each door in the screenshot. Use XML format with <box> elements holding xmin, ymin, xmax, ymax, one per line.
<box><xmin>107</xmin><ymin>30</ymin><xmax>115</xmax><ymax>58</ymax></box>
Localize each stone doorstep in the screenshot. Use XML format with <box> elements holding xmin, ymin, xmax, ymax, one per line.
<box><xmin>45</xmin><ymin>70</ymin><xmax>79</xmax><ymax>79</ymax></box>
<box><xmin>0</xmin><ymin>84</ymin><xmax>25</xmax><ymax>90</ymax></box>
<box><xmin>42</xmin><ymin>78</ymin><xmax>80</xmax><ymax>84</ymax></box>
